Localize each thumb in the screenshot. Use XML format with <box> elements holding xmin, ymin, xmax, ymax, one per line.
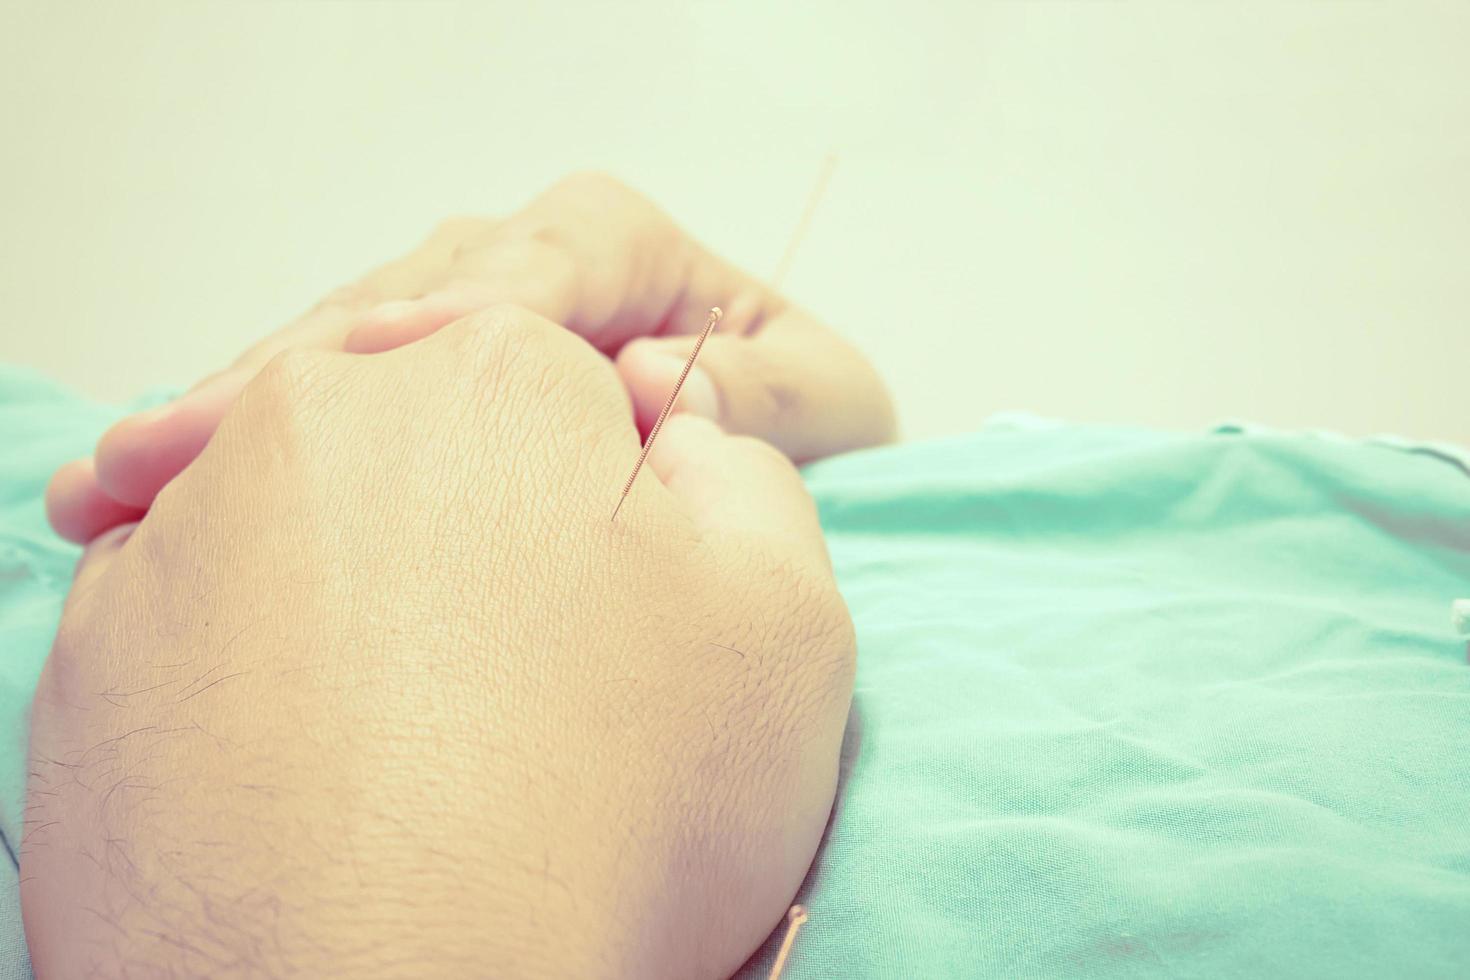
<box><xmin>615</xmin><ymin>308</ymin><xmax>896</xmax><ymax>465</ymax></box>
<box><xmin>643</xmin><ymin>415</ymin><xmax>828</xmax><ymax>566</ymax></box>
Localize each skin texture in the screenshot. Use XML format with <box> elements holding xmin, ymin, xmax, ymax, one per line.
<box><xmin>47</xmin><ymin>173</ymin><xmax>897</xmax><ymax>545</ymax></box>
<box><xmin>23</xmin><ymin>306</ymin><xmax>856</xmax><ymax>977</ymax></box>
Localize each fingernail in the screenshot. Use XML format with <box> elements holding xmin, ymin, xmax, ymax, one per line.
<box><xmin>677</xmin><ymin>365</ymin><xmax>720</xmax><ymax>421</ymax></box>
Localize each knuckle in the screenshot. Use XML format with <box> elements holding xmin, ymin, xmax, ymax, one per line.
<box><xmin>432</xmin><ymin>305</ymin><xmax>585</xmax><ymax>429</ymax></box>
<box><xmin>417</xmin><ymin>216</ymin><xmax>497</xmax><ymax>271</ymax></box>
<box><xmin>427</xmin><ymin>302</ymin><xmax>628</xmax><ymax>461</ymax></box>
<box><xmin>195</xmin><ymin>354</ymin><xmax>359</xmax><ymax>525</ymax></box>
<box><xmin>315</xmin><ymin>281</ymin><xmax>376</xmax><ymax>312</ymax></box>
<box><xmin>546</xmin><ymin>170</ymin><xmax>637</xmax><ymax>205</ymax></box>
<box><xmin>424</xmin><ymin>214</ymin><xmax>485</xmax><ymax>246</ymax></box>
<box><xmin>226</xmin><ymin>349</ymin><xmax>347</xmax><ymax>458</ymax></box>
<box><xmin>534</xmin><ymin>172</ymin><xmax>665</xmax><ymax>243</ymax></box>
<box><xmin>248</xmin><ymin>348</ymin><xmax>333</xmax><ymax>400</ymax></box>
<box><xmin>438</xmin><ymin>303</ymin><xmax>556</xmax><ymax>367</ymax></box>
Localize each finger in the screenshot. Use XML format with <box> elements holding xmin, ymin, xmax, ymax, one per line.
<box><xmin>615</xmin><ymin>343</ymin><xmax>721</xmax><ymax>434</ymax></box>
<box><xmin>92</xmin><ymin>367</ymin><xmax>250</xmax><ymax>507</ymax></box>
<box><xmin>643</xmin><ymin>414</ymin><xmax>826</xmax><ymax>563</ymax></box>
<box><xmin>88</xmin><ymin>232</ymin><xmax>462</xmax><ymax>510</ymax></box>
<box><xmin>45</xmin><ymin>458</ymin><xmax>147</xmax><ymax>545</ymax></box>
<box><xmin>224</xmin><ymin>217</ymin><xmax>495</xmax><ymax>365</ymax></box>
<box><xmin>344</xmin><ymin>234</ymin><xmax>584</xmax><ymax>354</ymax></box>
<box><xmin>360</xmin><ymin>215</ymin><xmax>499</xmax><ymax>297</ymax></box>
<box><xmin>89</xmin><ymin>296</ymin><xmax>363</xmax><ymax>509</ymax></box>
<box><xmin>615</xmin><ymin>308</ymin><xmax>897</xmax><ymax>464</ymax></box>
<box><xmin>344</xmin><ymin>282</ymin><xmax>500</xmax><ymax>354</ymax></box>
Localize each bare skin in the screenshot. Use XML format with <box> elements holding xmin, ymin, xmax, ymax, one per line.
<box><xmin>23</xmin><ymin>306</ymin><xmax>856</xmax><ymax>977</ymax></box>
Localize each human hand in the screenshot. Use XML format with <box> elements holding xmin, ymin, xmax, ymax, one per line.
<box><xmin>25</xmin><ymin>305</ymin><xmax>855</xmax><ymax>978</ymax></box>
<box><xmin>47</xmin><ymin>173</ymin><xmax>896</xmax><ymax>545</ymax></box>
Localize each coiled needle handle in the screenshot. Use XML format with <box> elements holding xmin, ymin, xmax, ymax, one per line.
<box><xmin>611</xmin><ymin>306</ymin><xmax>723</xmax><ymax>521</ymax></box>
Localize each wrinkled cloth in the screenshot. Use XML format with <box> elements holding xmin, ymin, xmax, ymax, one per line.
<box><xmin>738</xmin><ymin>416</ymin><xmax>1470</xmax><ymax>978</ymax></box>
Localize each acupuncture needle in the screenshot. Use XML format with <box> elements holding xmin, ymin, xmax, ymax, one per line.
<box><xmin>611</xmin><ymin>306</ymin><xmax>723</xmax><ymax>521</ymax></box>
<box><xmin>770</xmin><ymin>154</ymin><xmax>836</xmax><ymax>293</ymax></box>
<box><xmin>611</xmin><ymin>155</ymin><xmax>837</xmax><ymax>521</ymax></box>
<box><xmin>767</xmin><ymin>904</ymin><xmax>809</xmax><ymax>980</ymax></box>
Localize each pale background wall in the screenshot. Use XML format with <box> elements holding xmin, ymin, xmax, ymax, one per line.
<box><xmin>2</xmin><ymin>1</ymin><xmax>1466</xmax><ymax>444</ymax></box>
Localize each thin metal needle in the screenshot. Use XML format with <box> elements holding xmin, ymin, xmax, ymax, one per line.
<box><xmin>770</xmin><ymin>153</ymin><xmax>836</xmax><ymax>292</ymax></box>
<box><xmin>611</xmin><ymin>306</ymin><xmax>723</xmax><ymax>521</ymax></box>
<box><xmin>766</xmin><ymin>905</ymin><xmax>809</xmax><ymax>980</ymax></box>
<box><xmin>611</xmin><ymin>155</ymin><xmax>837</xmax><ymax>520</ymax></box>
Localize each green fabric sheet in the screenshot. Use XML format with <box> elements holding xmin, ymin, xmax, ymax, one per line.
<box><xmin>1</xmin><ymin>365</ymin><xmax>1468</xmax><ymax>978</ymax></box>
<box><xmin>737</xmin><ymin>416</ymin><xmax>1470</xmax><ymax>978</ymax></box>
